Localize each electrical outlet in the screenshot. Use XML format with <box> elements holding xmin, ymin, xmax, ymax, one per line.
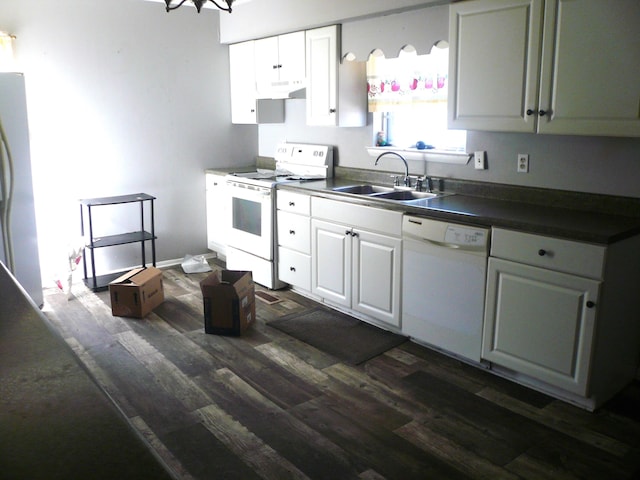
<box><xmin>474</xmin><ymin>151</ymin><xmax>486</xmax><ymax>170</ymax></box>
<box><xmin>517</xmin><ymin>153</ymin><xmax>529</xmax><ymax>173</ymax></box>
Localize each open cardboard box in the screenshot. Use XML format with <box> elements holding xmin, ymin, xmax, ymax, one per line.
<box><xmin>200</xmin><ymin>270</ymin><xmax>255</xmax><ymax>335</ymax></box>
<box><xmin>109</xmin><ymin>267</ymin><xmax>164</xmax><ymax>318</ymax></box>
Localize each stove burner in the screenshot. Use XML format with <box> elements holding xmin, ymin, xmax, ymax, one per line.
<box><xmin>227</xmin><ymin>143</ymin><xmax>333</xmax><ymax>187</ymax></box>
<box><xmin>227</xmin><ymin>169</ymin><xmax>323</xmax><ymax>187</ymax></box>
<box><xmin>284</xmin><ymin>176</ymin><xmax>324</xmax><ymax>181</ymax></box>
<box><xmin>229</xmin><ymin>171</ymin><xmax>280</xmax><ymax>180</ymax></box>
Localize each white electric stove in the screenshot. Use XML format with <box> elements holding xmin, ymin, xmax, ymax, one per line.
<box><xmin>225</xmin><ymin>143</ymin><xmax>333</xmax><ymax>289</ymax></box>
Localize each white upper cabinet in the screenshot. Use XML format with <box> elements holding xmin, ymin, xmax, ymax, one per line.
<box><xmin>229</xmin><ymin>41</ymin><xmax>284</xmax><ymax>124</ymax></box>
<box><xmin>306</xmin><ymin>26</ymin><xmax>337</xmax><ymax>126</ymax></box>
<box><xmin>254</xmin><ymin>31</ymin><xmax>306</xmax><ymax>98</ymax></box>
<box><xmin>229</xmin><ymin>41</ymin><xmax>258</xmax><ymax>124</ymax></box>
<box><xmin>448</xmin><ymin>0</ymin><xmax>640</xmax><ymax>137</ymax></box>
<box><xmin>305</xmin><ymin>25</ymin><xmax>367</xmax><ymax>127</ymax></box>
<box><xmin>537</xmin><ymin>0</ymin><xmax>640</xmax><ymax>136</ymax></box>
<box><xmin>448</xmin><ymin>0</ymin><xmax>543</xmax><ymax>133</ymax></box>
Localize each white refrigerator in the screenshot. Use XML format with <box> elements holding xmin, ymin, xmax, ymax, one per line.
<box><xmin>0</xmin><ymin>72</ymin><xmax>43</xmax><ymax>307</ymax></box>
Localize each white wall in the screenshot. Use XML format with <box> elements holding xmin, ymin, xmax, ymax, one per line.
<box><xmin>257</xmin><ymin>5</ymin><xmax>640</xmax><ymax>199</ymax></box>
<box><xmin>2</xmin><ymin>0</ymin><xmax>258</xmax><ymax>285</ymax></box>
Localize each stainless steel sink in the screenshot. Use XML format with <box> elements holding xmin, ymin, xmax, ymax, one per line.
<box><xmin>370</xmin><ymin>190</ymin><xmax>440</xmax><ymax>200</ymax></box>
<box><xmin>331</xmin><ymin>184</ymin><xmax>394</xmax><ymax>195</ymax></box>
<box><xmin>331</xmin><ymin>184</ymin><xmax>451</xmax><ymax>206</ymax></box>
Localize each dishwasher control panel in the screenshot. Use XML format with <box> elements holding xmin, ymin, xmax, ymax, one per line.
<box><xmin>403</xmin><ymin>215</ymin><xmax>489</xmax><ymax>252</ymax></box>
<box><xmin>444</xmin><ymin>225</ymin><xmax>487</xmax><ymax>247</ymax></box>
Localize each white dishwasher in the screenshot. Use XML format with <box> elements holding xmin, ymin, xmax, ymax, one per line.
<box><xmin>402</xmin><ymin>215</ymin><xmax>490</xmax><ymax>363</ymax></box>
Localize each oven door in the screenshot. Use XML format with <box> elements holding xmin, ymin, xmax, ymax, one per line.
<box><xmin>226</xmin><ymin>180</ymin><xmax>274</xmax><ymax>261</ymax></box>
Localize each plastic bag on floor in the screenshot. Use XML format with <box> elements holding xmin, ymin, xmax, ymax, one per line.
<box><xmin>181</xmin><ymin>254</ymin><xmax>212</xmax><ymax>274</ymax></box>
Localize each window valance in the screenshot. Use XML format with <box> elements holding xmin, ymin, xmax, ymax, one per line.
<box><xmin>366</xmin><ymin>46</ymin><xmax>448</xmax><ymax>113</ymax></box>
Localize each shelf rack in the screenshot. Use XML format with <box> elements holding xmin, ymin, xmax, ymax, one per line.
<box><xmin>79</xmin><ymin>193</ymin><xmax>156</xmax><ymax>291</ymax></box>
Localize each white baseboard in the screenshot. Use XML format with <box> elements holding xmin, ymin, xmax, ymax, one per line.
<box><xmin>76</xmin><ymin>252</ymin><xmax>219</xmax><ymax>281</ymax></box>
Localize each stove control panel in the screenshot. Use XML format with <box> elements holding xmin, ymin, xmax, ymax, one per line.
<box><xmin>274</xmin><ymin>142</ymin><xmax>334</xmax><ymax>178</ymax></box>
<box><xmin>275</xmin><ymin>144</ymin><xmax>292</xmax><ymax>157</ymax></box>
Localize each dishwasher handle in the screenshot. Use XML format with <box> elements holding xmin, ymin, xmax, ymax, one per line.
<box><xmin>417</xmin><ymin>237</ymin><xmax>463</xmax><ymax>250</ymax></box>
<box><xmin>403</xmin><ymin>215</ymin><xmax>490</xmax><ymax>253</ymax></box>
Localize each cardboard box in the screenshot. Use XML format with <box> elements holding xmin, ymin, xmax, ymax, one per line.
<box><xmin>200</xmin><ymin>270</ymin><xmax>255</xmax><ymax>335</ymax></box>
<box><xmin>109</xmin><ymin>267</ymin><xmax>164</xmax><ymax>318</ymax></box>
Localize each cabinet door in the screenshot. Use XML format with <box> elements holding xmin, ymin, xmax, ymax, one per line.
<box><xmin>230</xmin><ymin>41</ymin><xmax>284</xmax><ymax>123</ymax></box>
<box><xmin>537</xmin><ymin>0</ymin><xmax>640</xmax><ymax>137</ymax></box>
<box><xmin>482</xmin><ymin>257</ymin><xmax>600</xmax><ymax>395</ymax></box>
<box><xmin>277</xmin><ymin>31</ymin><xmax>306</xmax><ymax>90</ymax></box>
<box><xmin>306</xmin><ymin>25</ymin><xmax>338</xmax><ymax>126</ymax></box>
<box><xmin>448</xmin><ymin>0</ymin><xmax>543</xmax><ymax>132</ymax></box>
<box><xmin>255</xmin><ymin>32</ymin><xmax>305</xmax><ymax>98</ymax></box>
<box><xmin>229</xmin><ymin>41</ymin><xmax>257</xmax><ymax>124</ymax></box>
<box><xmin>352</xmin><ymin>229</ymin><xmax>402</xmax><ymax>327</ymax></box>
<box><xmin>311</xmin><ymin>219</ymin><xmax>350</xmax><ymax>307</ymax></box>
<box><xmin>206</xmin><ymin>173</ymin><xmax>228</xmax><ymax>255</ymax></box>
<box><xmin>254</xmin><ymin>36</ymin><xmax>279</xmax><ymax>94</ymax></box>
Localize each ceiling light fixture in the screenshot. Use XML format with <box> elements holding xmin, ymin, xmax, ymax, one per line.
<box><xmin>164</xmin><ymin>0</ymin><xmax>234</xmax><ymax>13</ymax></box>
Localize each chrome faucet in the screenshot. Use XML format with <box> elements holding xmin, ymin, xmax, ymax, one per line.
<box><xmin>418</xmin><ymin>176</ymin><xmax>434</xmax><ymax>193</ymax></box>
<box><xmin>375</xmin><ymin>151</ymin><xmax>410</xmax><ymax>187</ymax></box>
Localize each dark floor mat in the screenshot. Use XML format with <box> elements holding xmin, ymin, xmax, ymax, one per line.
<box><xmin>268</xmin><ymin>307</ymin><xmax>407</xmax><ymax>365</ymax></box>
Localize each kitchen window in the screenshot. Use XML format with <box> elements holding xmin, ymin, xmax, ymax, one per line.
<box><xmin>366</xmin><ymin>42</ymin><xmax>466</xmax><ymax>153</ymax></box>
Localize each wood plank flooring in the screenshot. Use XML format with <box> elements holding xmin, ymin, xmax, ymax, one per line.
<box><xmin>41</xmin><ymin>261</ymin><xmax>640</xmax><ymax>479</ymax></box>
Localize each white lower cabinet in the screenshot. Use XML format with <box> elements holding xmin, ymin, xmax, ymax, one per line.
<box><xmin>277</xmin><ymin>191</ymin><xmax>312</xmax><ymax>291</ymax></box>
<box><xmin>483</xmin><ymin>228</ymin><xmax>640</xmax><ymax>409</ymax></box>
<box><xmin>311</xmin><ymin>198</ymin><xmax>402</xmax><ymax>327</ymax></box>
<box><xmin>483</xmin><ymin>257</ymin><xmax>599</xmax><ymax>395</ymax></box>
<box><xmin>312</xmin><ymin>219</ymin><xmax>350</xmax><ymax>304</ymax></box>
<box><xmin>205</xmin><ymin>173</ymin><xmax>229</xmax><ymax>257</ymax></box>
<box><xmin>274</xmin><ymin>189</ymin><xmax>640</xmax><ymax>409</ymax></box>
<box><xmin>352</xmin><ymin>227</ymin><xmax>402</xmax><ymax>326</ymax></box>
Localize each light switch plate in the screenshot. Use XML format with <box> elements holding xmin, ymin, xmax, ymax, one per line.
<box><xmin>474</xmin><ymin>151</ymin><xmax>486</xmax><ymax>170</ymax></box>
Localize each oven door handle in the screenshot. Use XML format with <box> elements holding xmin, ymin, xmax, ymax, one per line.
<box><xmin>227</xmin><ymin>183</ymin><xmax>271</xmax><ymax>198</ymax></box>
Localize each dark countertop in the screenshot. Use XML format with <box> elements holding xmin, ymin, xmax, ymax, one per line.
<box><xmin>205</xmin><ymin>166</ymin><xmax>259</xmax><ymax>175</ymax></box>
<box><xmin>0</xmin><ymin>262</ymin><xmax>173</xmax><ymax>480</ymax></box>
<box><xmin>279</xmin><ymin>178</ymin><xmax>640</xmax><ymax>245</ymax></box>
<box><xmin>206</xmin><ymin>163</ymin><xmax>640</xmax><ymax>244</ymax></box>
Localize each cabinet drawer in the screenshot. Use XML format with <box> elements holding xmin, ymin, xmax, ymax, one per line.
<box><xmin>311</xmin><ymin>197</ymin><xmax>402</xmax><ymax>237</ymax></box>
<box><xmin>278</xmin><ymin>248</ymin><xmax>311</xmax><ymax>291</ymax></box>
<box><xmin>277</xmin><ymin>190</ymin><xmax>310</xmax><ymax>215</ymax></box>
<box><xmin>277</xmin><ymin>211</ymin><xmax>310</xmax><ymax>253</ymax></box>
<box><xmin>491</xmin><ymin>228</ymin><xmax>606</xmax><ymax>279</ymax></box>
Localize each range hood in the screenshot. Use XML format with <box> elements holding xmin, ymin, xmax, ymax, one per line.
<box><xmin>256</xmin><ymin>80</ymin><xmax>306</xmax><ymax>100</ymax></box>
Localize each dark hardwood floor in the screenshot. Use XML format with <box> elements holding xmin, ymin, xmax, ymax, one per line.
<box><xmin>42</xmin><ymin>261</ymin><xmax>640</xmax><ymax>479</ymax></box>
